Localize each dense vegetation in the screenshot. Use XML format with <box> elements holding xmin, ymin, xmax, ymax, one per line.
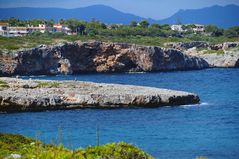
<box><xmin>0</xmin><ymin>133</ymin><xmax>153</xmax><ymax>159</ymax></box>
<box><xmin>0</xmin><ymin>18</ymin><xmax>239</xmax><ymax>50</ymax></box>
<box><xmin>1</xmin><ymin>33</ymin><xmax>239</xmax><ymax>51</ymax></box>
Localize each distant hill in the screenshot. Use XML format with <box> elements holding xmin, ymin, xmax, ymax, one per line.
<box><xmin>0</xmin><ymin>4</ymin><xmax>239</xmax><ymax>28</ymax></box>
<box><xmin>158</xmin><ymin>4</ymin><xmax>239</xmax><ymax>28</ymax></box>
<box><xmin>0</xmin><ymin>5</ymin><xmax>155</xmax><ymax>24</ymax></box>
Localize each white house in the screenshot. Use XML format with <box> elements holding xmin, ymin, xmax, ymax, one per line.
<box><xmin>171</xmin><ymin>25</ymin><xmax>185</xmax><ymax>32</ymax></box>
<box><xmin>192</xmin><ymin>24</ymin><xmax>205</xmax><ymax>32</ymax></box>
<box><xmin>8</xmin><ymin>27</ymin><xmax>29</xmax><ymax>36</ymax></box>
<box><xmin>0</xmin><ymin>23</ymin><xmax>9</xmax><ymax>36</ymax></box>
<box><xmin>53</xmin><ymin>24</ymin><xmax>71</xmax><ymax>34</ymax></box>
<box><xmin>28</xmin><ymin>24</ymin><xmax>51</xmax><ymax>33</ymax></box>
<box><xmin>171</xmin><ymin>24</ymin><xmax>205</xmax><ymax>33</ymax></box>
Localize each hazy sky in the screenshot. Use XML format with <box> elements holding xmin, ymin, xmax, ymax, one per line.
<box><xmin>0</xmin><ymin>0</ymin><xmax>239</xmax><ymax>19</ymax></box>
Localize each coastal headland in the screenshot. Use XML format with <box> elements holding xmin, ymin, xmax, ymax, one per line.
<box><xmin>1</xmin><ymin>41</ymin><xmax>239</xmax><ymax>77</ymax></box>
<box><xmin>0</xmin><ymin>77</ymin><xmax>199</xmax><ymax>112</ymax></box>
<box><xmin>0</xmin><ymin>41</ymin><xmax>209</xmax><ymax>76</ymax></box>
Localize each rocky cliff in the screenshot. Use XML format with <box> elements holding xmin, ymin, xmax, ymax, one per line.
<box><xmin>165</xmin><ymin>41</ymin><xmax>239</xmax><ymax>68</ymax></box>
<box><xmin>192</xmin><ymin>51</ymin><xmax>239</xmax><ymax>68</ymax></box>
<box><xmin>0</xmin><ymin>41</ymin><xmax>209</xmax><ymax>76</ymax></box>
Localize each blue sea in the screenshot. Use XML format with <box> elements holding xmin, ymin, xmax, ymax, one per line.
<box><xmin>0</xmin><ymin>68</ymin><xmax>239</xmax><ymax>159</ymax></box>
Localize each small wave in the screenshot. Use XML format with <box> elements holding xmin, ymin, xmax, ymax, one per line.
<box><xmin>181</xmin><ymin>102</ymin><xmax>209</xmax><ymax>108</ymax></box>
<box><xmin>126</xmin><ymin>72</ymin><xmax>146</xmax><ymax>74</ymax></box>
<box><xmin>200</xmin><ymin>102</ymin><xmax>209</xmax><ymax>106</ymax></box>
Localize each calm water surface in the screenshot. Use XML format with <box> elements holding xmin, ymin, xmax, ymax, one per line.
<box><xmin>0</xmin><ymin>68</ymin><xmax>239</xmax><ymax>159</ymax></box>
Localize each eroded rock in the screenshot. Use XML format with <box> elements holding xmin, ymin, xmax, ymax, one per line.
<box><xmin>0</xmin><ymin>77</ymin><xmax>200</xmax><ymax>112</ymax></box>
<box><xmin>0</xmin><ymin>41</ymin><xmax>209</xmax><ymax>76</ymax></box>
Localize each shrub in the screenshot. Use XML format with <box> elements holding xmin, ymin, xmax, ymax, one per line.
<box><xmin>0</xmin><ymin>79</ymin><xmax>9</xmax><ymax>90</ymax></box>
<box><xmin>0</xmin><ymin>133</ymin><xmax>154</xmax><ymax>159</ymax></box>
<box><xmin>36</xmin><ymin>81</ymin><xmax>60</xmax><ymax>88</ymax></box>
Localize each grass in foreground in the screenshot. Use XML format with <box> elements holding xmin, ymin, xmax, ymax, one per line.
<box><xmin>0</xmin><ymin>133</ymin><xmax>153</xmax><ymax>159</ymax></box>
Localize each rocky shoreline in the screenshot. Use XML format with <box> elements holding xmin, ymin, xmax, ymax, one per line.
<box><xmin>0</xmin><ymin>41</ymin><xmax>209</xmax><ymax>76</ymax></box>
<box><xmin>0</xmin><ymin>41</ymin><xmax>238</xmax><ymax>76</ymax></box>
<box><xmin>165</xmin><ymin>41</ymin><xmax>239</xmax><ymax>68</ymax></box>
<box><xmin>0</xmin><ymin>77</ymin><xmax>199</xmax><ymax>112</ymax></box>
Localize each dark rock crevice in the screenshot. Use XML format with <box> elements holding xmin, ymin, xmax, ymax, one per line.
<box><xmin>235</xmin><ymin>59</ymin><xmax>239</xmax><ymax>67</ymax></box>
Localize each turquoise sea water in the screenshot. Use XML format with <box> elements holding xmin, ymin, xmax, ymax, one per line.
<box><xmin>0</xmin><ymin>68</ymin><xmax>239</xmax><ymax>159</ymax></box>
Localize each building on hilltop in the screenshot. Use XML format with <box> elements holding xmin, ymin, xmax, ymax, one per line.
<box><xmin>8</xmin><ymin>27</ymin><xmax>29</xmax><ymax>37</ymax></box>
<box><xmin>53</xmin><ymin>24</ymin><xmax>71</xmax><ymax>34</ymax></box>
<box><xmin>0</xmin><ymin>23</ymin><xmax>52</xmax><ymax>37</ymax></box>
<box><xmin>192</xmin><ymin>24</ymin><xmax>205</xmax><ymax>32</ymax></box>
<box><xmin>171</xmin><ymin>25</ymin><xmax>185</xmax><ymax>32</ymax></box>
<box><xmin>27</xmin><ymin>24</ymin><xmax>53</xmax><ymax>33</ymax></box>
<box><xmin>170</xmin><ymin>24</ymin><xmax>205</xmax><ymax>33</ymax></box>
<box><xmin>0</xmin><ymin>23</ymin><xmax>9</xmax><ymax>36</ymax></box>
<box><xmin>0</xmin><ymin>23</ymin><xmax>72</xmax><ymax>37</ymax></box>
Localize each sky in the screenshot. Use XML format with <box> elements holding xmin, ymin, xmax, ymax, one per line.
<box><xmin>0</xmin><ymin>0</ymin><xmax>239</xmax><ymax>19</ymax></box>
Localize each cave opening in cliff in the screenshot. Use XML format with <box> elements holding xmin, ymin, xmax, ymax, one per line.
<box><xmin>58</xmin><ymin>63</ymin><xmax>61</xmax><ymax>68</ymax></box>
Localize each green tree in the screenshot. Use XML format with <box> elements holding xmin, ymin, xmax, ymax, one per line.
<box><xmin>205</xmin><ymin>25</ymin><xmax>223</xmax><ymax>37</ymax></box>
<box><xmin>28</xmin><ymin>19</ymin><xmax>45</xmax><ymax>26</ymax></box>
<box><xmin>8</xmin><ymin>17</ymin><xmax>19</xmax><ymax>26</ymax></box>
<box><xmin>65</xmin><ymin>18</ymin><xmax>79</xmax><ymax>33</ymax></box>
<box><xmin>129</xmin><ymin>21</ymin><xmax>137</xmax><ymax>27</ymax></box>
<box><xmin>205</xmin><ymin>25</ymin><xmax>218</xmax><ymax>33</ymax></box>
<box><xmin>161</xmin><ymin>24</ymin><xmax>171</xmax><ymax>31</ymax></box>
<box><xmin>181</xmin><ymin>25</ymin><xmax>193</xmax><ymax>33</ymax></box>
<box><xmin>213</xmin><ymin>28</ymin><xmax>224</xmax><ymax>37</ymax></box>
<box><xmin>110</xmin><ymin>24</ymin><xmax>119</xmax><ymax>30</ymax></box>
<box><xmin>139</xmin><ymin>20</ymin><xmax>149</xmax><ymax>28</ymax></box>
<box><xmin>101</xmin><ymin>23</ymin><xmax>107</xmax><ymax>29</ymax></box>
<box><xmin>224</xmin><ymin>27</ymin><xmax>238</xmax><ymax>38</ymax></box>
<box><xmin>85</xmin><ymin>21</ymin><xmax>103</xmax><ymax>36</ymax></box>
<box><xmin>150</xmin><ymin>24</ymin><xmax>160</xmax><ymax>29</ymax></box>
<box><xmin>59</xmin><ymin>19</ymin><xmax>65</xmax><ymax>25</ymax></box>
<box><xmin>45</xmin><ymin>19</ymin><xmax>54</xmax><ymax>27</ymax></box>
<box><xmin>77</xmin><ymin>21</ymin><xmax>86</xmax><ymax>35</ymax></box>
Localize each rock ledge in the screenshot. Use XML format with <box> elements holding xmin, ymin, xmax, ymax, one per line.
<box><xmin>0</xmin><ymin>77</ymin><xmax>200</xmax><ymax>112</ymax></box>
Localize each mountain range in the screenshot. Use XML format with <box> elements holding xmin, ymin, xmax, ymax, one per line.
<box><xmin>0</xmin><ymin>4</ymin><xmax>238</xmax><ymax>28</ymax></box>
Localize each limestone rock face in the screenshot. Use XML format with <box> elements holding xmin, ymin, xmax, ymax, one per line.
<box><xmin>164</xmin><ymin>42</ymin><xmax>209</xmax><ymax>50</ymax></box>
<box><xmin>165</xmin><ymin>41</ymin><xmax>239</xmax><ymax>68</ymax></box>
<box><xmin>0</xmin><ymin>77</ymin><xmax>200</xmax><ymax>112</ymax></box>
<box><xmin>164</xmin><ymin>41</ymin><xmax>239</xmax><ymax>51</ymax></box>
<box><xmin>198</xmin><ymin>52</ymin><xmax>239</xmax><ymax>67</ymax></box>
<box><xmin>0</xmin><ymin>41</ymin><xmax>209</xmax><ymax>76</ymax></box>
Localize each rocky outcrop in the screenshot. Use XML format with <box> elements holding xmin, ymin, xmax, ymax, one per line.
<box><xmin>195</xmin><ymin>51</ymin><xmax>239</xmax><ymax>68</ymax></box>
<box><xmin>184</xmin><ymin>48</ymin><xmax>239</xmax><ymax>68</ymax></box>
<box><xmin>236</xmin><ymin>58</ymin><xmax>239</xmax><ymax>67</ymax></box>
<box><xmin>0</xmin><ymin>41</ymin><xmax>209</xmax><ymax>76</ymax></box>
<box><xmin>209</xmin><ymin>42</ymin><xmax>239</xmax><ymax>51</ymax></box>
<box><xmin>164</xmin><ymin>41</ymin><xmax>239</xmax><ymax>51</ymax></box>
<box><xmin>164</xmin><ymin>42</ymin><xmax>209</xmax><ymax>50</ymax></box>
<box><xmin>0</xmin><ymin>77</ymin><xmax>200</xmax><ymax>112</ymax></box>
<box><xmin>223</xmin><ymin>42</ymin><xmax>239</xmax><ymax>50</ymax></box>
<box><xmin>165</xmin><ymin>41</ymin><xmax>239</xmax><ymax>67</ymax></box>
